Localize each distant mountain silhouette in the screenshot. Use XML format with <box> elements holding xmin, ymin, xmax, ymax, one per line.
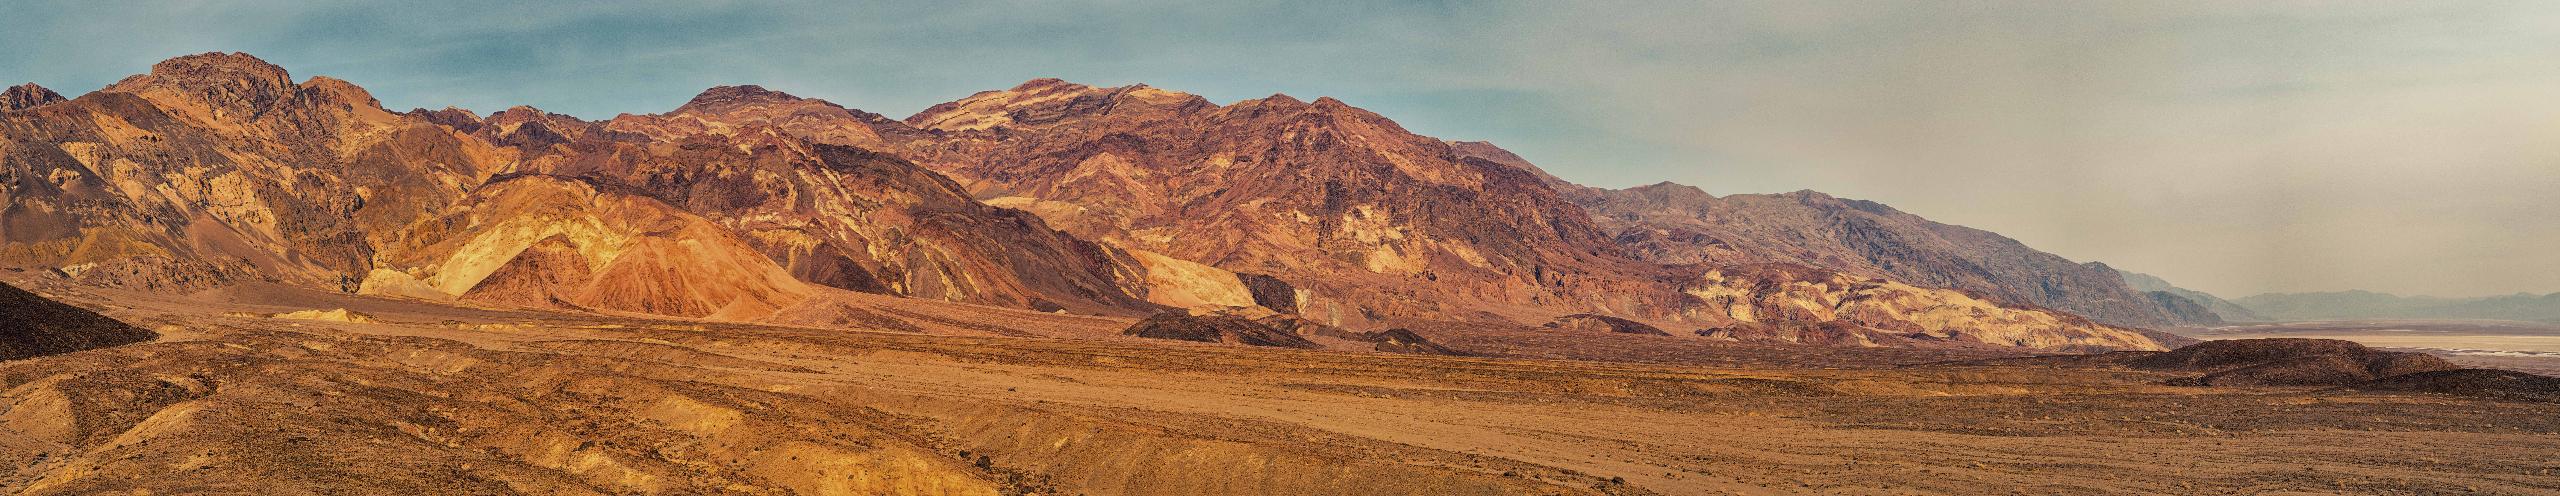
<box><xmin>2234</xmin><ymin>290</ymin><xmax>2560</xmax><ymax>322</ymax></box>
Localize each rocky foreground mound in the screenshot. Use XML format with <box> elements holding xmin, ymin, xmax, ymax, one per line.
<box><xmin>0</xmin><ymin>281</ymin><xmax>154</xmax><ymax>360</ymax></box>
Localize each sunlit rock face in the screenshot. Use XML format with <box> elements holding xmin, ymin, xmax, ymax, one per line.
<box><xmin>0</xmin><ymin>54</ymin><xmax>1163</xmax><ymax>319</ymax></box>
<box><xmin>876</xmin><ymin>78</ymin><xmax>2168</xmax><ymax>351</ymax></box>
<box><xmin>1683</xmin><ymin>264</ymin><xmax>2167</xmax><ymax>351</ymax></box>
<box><xmin>569</xmin><ymin>87</ymin><xmax>1167</xmax><ymax>315</ymax></box>
<box><xmin>891</xmin><ymin>79</ymin><xmax>1690</xmax><ymax>329</ymax></box>
<box><xmin>362</xmin><ymin>175</ymin><xmax>812</xmax><ymax>319</ymax></box>
<box><xmin>0</xmin><ymin>52</ymin><xmax>504</xmax><ymax>292</ymax></box>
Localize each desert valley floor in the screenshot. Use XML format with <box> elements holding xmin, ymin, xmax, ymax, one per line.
<box><xmin>4</xmin><ymin>271</ymin><xmax>2559</xmax><ymax>495</ymax></box>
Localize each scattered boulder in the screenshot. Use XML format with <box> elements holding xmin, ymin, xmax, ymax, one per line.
<box><xmin>1121</xmin><ymin>312</ymin><xmax>1320</xmax><ymax>349</ymax></box>
<box><xmin>2356</xmin><ymin>369</ymin><xmax>2560</xmax><ymax>403</ymax></box>
<box><xmin>1541</xmin><ymin>314</ymin><xmax>1671</xmax><ymax>336</ymax></box>
<box><xmin>0</xmin><ymin>281</ymin><xmax>157</xmax><ymax>361</ymax></box>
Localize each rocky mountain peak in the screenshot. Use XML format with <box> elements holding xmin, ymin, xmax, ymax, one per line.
<box><xmin>480</xmin><ymin>105</ymin><xmax>602</xmax><ymax>147</ymax></box>
<box><xmin>120</xmin><ymin>52</ymin><xmax>293</xmax><ymax>90</ymax></box>
<box><xmin>907</xmin><ymin>78</ymin><xmax>1202</xmax><ymax>132</ymax></box>
<box><xmin>2</xmin><ymin>82</ymin><xmax>65</xmax><ymax>110</ymax></box>
<box><xmin>406</xmin><ymin>106</ymin><xmax>487</xmax><ymax>133</ymax></box>
<box><xmin>676</xmin><ymin>84</ymin><xmax>823</xmax><ymax>113</ymax></box>
<box><xmin>102</xmin><ymin>52</ymin><xmax>298</xmax><ymax>117</ymax></box>
<box><xmin>1009</xmin><ymin>77</ymin><xmax>1084</xmax><ymax>92</ymax></box>
<box><xmin>1253</xmin><ymin>93</ymin><xmax>1305</xmax><ymax>106</ymax></box>
<box><xmin>297</xmin><ymin>76</ymin><xmax>383</xmax><ymax>108</ymax></box>
<box><xmin>486</xmin><ymin>105</ymin><xmax>584</xmax><ymax>125</ymax></box>
<box><xmin>1605</xmin><ymin>181</ymin><xmax>1718</xmax><ymax>208</ymax></box>
<box><xmin>1628</xmin><ymin>181</ymin><xmax>1709</xmax><ymax>197</ymax></box>
<box><xmin>147</xmin><ymin>52</ymin><xmax>291</xmax><ymax>84</ymax></box>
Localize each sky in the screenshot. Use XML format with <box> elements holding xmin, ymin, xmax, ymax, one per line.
<box><xmin>4</xmin><ymin>0</ymin><xmax>2555</xmax><ymax>298</ymax></box>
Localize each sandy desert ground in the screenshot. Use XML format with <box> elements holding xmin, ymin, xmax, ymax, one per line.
<box><xmin>5</xmin><ymin>272</ymin><xmax>2560</xmax><ymax>495</ymax></box>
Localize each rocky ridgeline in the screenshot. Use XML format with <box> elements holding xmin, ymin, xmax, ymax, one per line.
<box><xmin>0</xmin><ymin>53</ymin><xmax>2194</xmax><ymax>352</ymax></box>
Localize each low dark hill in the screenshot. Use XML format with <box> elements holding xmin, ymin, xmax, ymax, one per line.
<box><xmin>1356</xmin><ymin>328</ymin><xmax>1468</xmax><ymax>356</ymax></box>
<box><xmin>2124</xmin><ymin>338</ymin><xmax>2455</xmax><ymax>386</ymax></box>
<box><xmin>1122</xmin><ymin>312</ymin><xmax>1321</xmax><ymax>349</ymax></box>
<box><xmin>1541</xmin><ymin>314</ymin><xmax>1671</xmax><ymax>336</ymax></box>
<box><xmin>1</xmin><ymin>281</ymin><xmax>157</xmax><ymax>360</ymax></box>
<box><xmin>1959</xmin><ymin>338</ymin><xmax>2461</xmax><ymax>388</ymax></box>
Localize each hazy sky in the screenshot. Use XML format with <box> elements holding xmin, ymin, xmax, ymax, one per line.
<box><xmin>5</xmin><ymin>0</ymin><xmax>2555</xmax><ymax>298</ymax></box>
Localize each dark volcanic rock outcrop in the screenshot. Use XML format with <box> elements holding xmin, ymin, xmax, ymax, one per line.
<box><xmin>1121</xmin><ymin>312</ymin><xmax>1321</xmax><ymax>349</ymax></box>
<box><xmin>1542</xmin><ymin>314</ymin><xmax>1671</xmax><ymax>336</ymax></box>
<box><xmin>1358</xmin><ymin>328</ymin><xmax>1466</xmax><ymax>355</ymax></box>
<box><xmin>0</xmin><ymin>281</ymin><xmax>155</xmax><ymax>360</ymax></box>
<box><xmin>1236</xmin><ymin>273</ymin><xmax>1299</xmax><ymax>314</ymax></box>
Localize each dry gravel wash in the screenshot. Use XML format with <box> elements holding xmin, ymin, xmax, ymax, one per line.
<box><xmin>4</xmin><ymin>281</ymin><xmax>2559</xmax><ymax>495</ymax></box>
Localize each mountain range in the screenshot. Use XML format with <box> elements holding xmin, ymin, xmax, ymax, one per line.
<box><xmin>2119</xmin><ymin>270</ymin><xmax>2270</xmax><ymax>322</ymax></box>
<box><xmin>2232</xmin><ymin>290</ymin><xmax>2560</xmax><ymax>323</ymax></box>
<box><xmin>0</xmin><ymin>52</ymin><xmax>2241</xmax><ymax>351</ymax></box>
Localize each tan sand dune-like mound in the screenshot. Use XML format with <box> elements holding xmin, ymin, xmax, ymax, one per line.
<box><xmin>268</xmin><ymin>308</ymin><xmax>377</xmax><ymax>323</ymax></box>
